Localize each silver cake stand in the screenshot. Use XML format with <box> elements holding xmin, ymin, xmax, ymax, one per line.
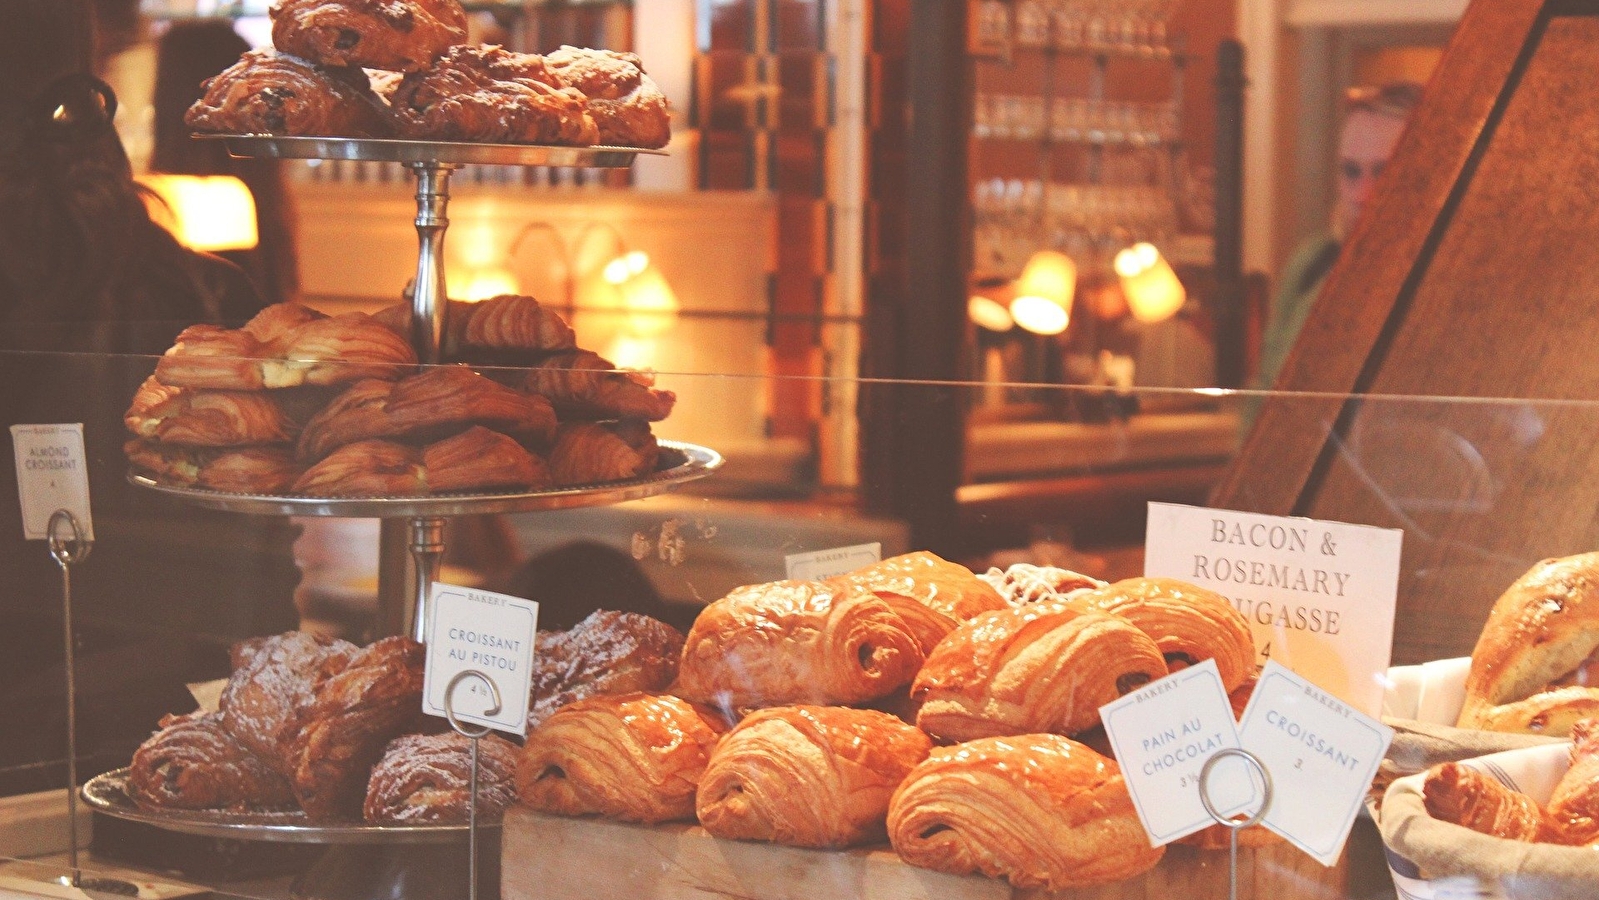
<box><xmin>115</xmin><ymin>136</ymin><xmax>699</xmax><ymax>900</ymax></box>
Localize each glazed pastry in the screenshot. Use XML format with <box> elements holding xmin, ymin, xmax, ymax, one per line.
<box><xmin>517</xmin><ymin>693</ymin><xmax>727</xmax><ymax>824</ymax></box>
<box><xmin>979</xmin><ymin>563</ymin><xmax>1107</xmax><ymax>606</ymax></box>
<box><xmin>826</xmin><ymin>551</ymin><xmax>1008</xmax><ymax>654</ymax></box>
<box><xmin>522</xmin><ymin>351</ymin><xmax>676</xmax><ymax>422</ymax></box>
<box><xmin>219</xmin><ymin>631</ymin><xmax>359</xmax><ymax>776</ymax></box>
<box><xmin>185</xmin><ymin>48</ymin><xmax>390</xmax><ymax>137</ymax></box>
<box><xmin>674</xmin><ymin>580</ymin><xmax>925</xmax><ymax>709</ymax></box>
<box><xmin>125</xmin><ymin>377</ymin><xmax>297</xmax><ymax>446</ymax></box>
<box><xmin>125</xmin><ymin>440</ymin><xmax>304</xmax><ymax>494</ymax></box>
<box><xmin>292</xmin><ymin>439</ymin><xmax>427</xmax><ymax>496</ymax></box>
<box><xmin>530</xmin><ymin>610</ymin><xmax>684</xmax><ymax>729</ymax></box>
<box><xmin>386</xmin><ymin>45</ymin><xmax>598</xmax><ymax>145</ymax></box>
<box><xmin>155</xmin><ymin>311</ymin><xmax>416</xmax><ymax>391</ymax></box>
<box><xmin>913</xmin><ymin>601</ymin><xmax>1168</xmax><ymax>742</ymax></box>
<box><xmin>271</xmin><ymin>0</ymin><xmax>466</xmax><ymax>72</ymax></box>
<box><xmin>1546</xmin><ymin>718</ymin><xmax>1599</xmax><ymax>844</ymax></box>
<box><xmin>1078</xmin><ymin>577</ymin><xmax>1256</xmax><ymax>692</ymax></box>
<box><xmin>296</xmin><ymin>367</ymin><xmax>557</xmax><ymax>461</ymax></box>
<box><xmin>1422</xmin><ymin>762</ymin><xmax>1556</xmax><ymax>842</ymax></box>
<box><xmin>544</xmin><ymin>46</ymin><xmax>671</xmax><ymax>149</ymax></box>
<box><xmin>547</xmin><ymin>421</ymin><xmax>659</xmax><ymax>486</ymax></box>
<box><xmin>363</xmin><ymin>732</ymin><xmax>519</xmax><ymax>825</ymax></box>
<box><xmin>294</xmin><ymin>636</ymin><xmax>426</xmax><ymax>821</ymax></box>
<box><xmin>888</xmin><ymin>734</ymin><xmax>1164</xmax><ymax>890</ymax></box>
<box><xmin>373</xmin><ymin>295</ymin><xmax>577</xmax><ymax>359</ymax></box>
<box><xmin>127</xmin><ymin>712</ymin><xmax>295</xmax><ymax>812</ymax></box>
<box><xmin>696</xmin><ymin>706</ymin><xmax>931</xmax><ymax>848</ymax></box>
<box><xmin>1459</xmin><ymin>554</ymin><xmax>1599</xmax><ymax>735</ymax></box>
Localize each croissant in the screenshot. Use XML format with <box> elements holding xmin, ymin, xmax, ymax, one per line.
<box><xmin>219</xmin><ymin>631</ymin><xmax>359</xmax><ymax>776</ymax></box>
<box><xmin>292</xmin><ymin>439</ymin><xmax>427</xmax><ymax>496</ymax></box>
<box><xmin>244</xmin><ymin>302</ymin><xmax>328</xmax><ymax>343</ymax></box>
<box><xmin>265</xmin><ymin>313</ymin><xmax>418</xmax><ymax>387</ymax></box>
<box><xmin>1459</xmin><ymin>553</ymin><xmax>1599</xmax><ymax>735</ymax></box>
<box><xmin>154</xmin><ymin>324</ymin><xmax>268</xmax><ymax>391</ymax></box>
<box><xmin>1422</xmin><ymin>762</ymin><xmax>1558</xmax><ymax>842</ymax></box>
<box><xmin>293</xmin><ymin>636</ymin><xmax>426</xmax><ymax>821</ymax></box>
<box><xmin>888</xmin><ymin>734</ymin><xmax>1164</xmax><ymax>890</ymax></box>
<box><xmin>1547</xmin><ymin>718</ymin><xmax>1599</xmax><ymax>843</ymax></box>
<box><xmin>1078</xmin><ymin>577</ymin><xmax>1256</xmax><ymax>691</ymax></box>
<box><xmin>522</xmin><ymin>351</ymin><xmax>676</xmax><ymax>422</ymax></box>
<box><xmin>421</xmin><ymin>426</ymin><xmax>550</xmax><ymax>493</ymax></box>
<box><xmin>127</xmin><ymin>712</ymin><xmax>294</xmax><ymax>812</ymax></box>
<box><xmin>125</xmin><ymin>440</ymin><xmax>305</xmax><ymax>494</ymax></box>
<box><xmin>125</xmin><ymin>377</ymin><xmax>297</xmax><ymax>446</ymax></box>
<box><xmin>979</xmin><ymin>563</ymin><xmax>1107</xmax><ymax>606</ymax></box>
<box><xmin>372</xmin><ymin>295</ymin><xmax>576</xmax><ymax>361</ymax></box>
<box><xmin>547</xmin><ymin>421</ymin><xmax>659</xmax><ymax>486</ymax></box>
<box><xmin>674</xmin><ymin>580</ymin><xmax>925</xmax><ymax>710</ymax></box>
<box><xmin>364</xmin><ymin>732</ymin><xmax>519</xmax><ymax>825</ymax></box>
<box><xmin>517</xmin><ymin>693</ymin><xmax>727</xmax><ymax>824</ymax></box>
<box><xmin>826</xmin><ymin>551</ymin><xmax>1008</xmax><ymax>654</ymax></box>
<box><xmin>913</xmin><ymin>601</ymin><xmax>1168</xmax><ymax>742</ymax></box>
<box><xmin>696</xmin><ymin>706</ymin><xmax>931</xmax><ymax>848</ymax></box>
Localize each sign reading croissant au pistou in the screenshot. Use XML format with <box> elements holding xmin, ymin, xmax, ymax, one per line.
<box><xmin>423</xmin><ymin>582</ymin><xmax>539</xmax><ymax>736</ymax></box>
<box><xmin>1144</xmin><ymin>502</ymin><xmax>1403</xmax><ymax>716</ymax></box>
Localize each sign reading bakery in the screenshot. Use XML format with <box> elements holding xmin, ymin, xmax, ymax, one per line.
<box><xmin>1144</xmin><ymin>502</ymin><xmax>1402</xmax><ymax>716</ymax></box>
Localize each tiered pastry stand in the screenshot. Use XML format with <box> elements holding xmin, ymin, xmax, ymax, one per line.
<box><xmin>95</xmin><ymin>136</ymin><xmax>721</xmax><ymax>900</ymax></box>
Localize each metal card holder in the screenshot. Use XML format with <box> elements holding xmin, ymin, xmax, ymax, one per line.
<box><xmin>441</xmin><ymin>670</ymin><xmax>503</xmax><ymax>900</ymax></box>
<box><xmin>1197</xmin><ymin>747</ymin><xmax>1273</xmax><ymax>900</ymax></box>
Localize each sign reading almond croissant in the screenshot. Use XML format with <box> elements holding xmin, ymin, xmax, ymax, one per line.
<box><xmin>1143</xmin><ymin>502</ymin><xmax>1403</xmax><ymax>716</ymax></box>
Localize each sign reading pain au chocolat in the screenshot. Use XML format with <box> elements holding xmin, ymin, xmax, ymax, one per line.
<box><xmin>1143</xmin><ymin>502</ymin><xmax>1403</xmax><ymax>716</ymax></box>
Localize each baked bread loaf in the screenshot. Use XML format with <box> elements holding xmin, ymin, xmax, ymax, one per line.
<box><xmin>363</xmin><ymin>732</ymin><xmax>518</xmax><ymax>824</ymax></box>
<box><xmin>271</xmin><ymin>0</ymin><xmax>466</xmax><ymax>72</ymax></box>
<box><xmin>1459</xmin><ymin>553</ymin><xmax>1599</xmax><ymax>735</ymax></box>
<box><xmin>386</xmin><ymin>45</ymin><xmax>598</xmax><ymax>145</ymax></box>
<box><xmin>827</xmin><ymin>551</ymin><xmax>1008</xmax><ymax>654</ymax></box>
<box><xmin>125</xmin><ymin>440</ymin><xmax>304</xmax><ymax>494</ymax></box>
<box><xmin>293</xmin><ymin>636</ymin><xmax>426</xmax><ymax>821</ymax></box>
<box><xmin>373</xmin><ymin>295</ymin><xmax>577</xmax><ymax>361</ymax></box>
<box><xmin>912</xmin><ymin>601</ymin><xmax>1167</xmax><ymax>742</ymax></box>
<box><xmin>517</xmin><ymin>692</ymin><xmax>727</xmax><ymax>824</ymax></box>
<box><xmin>185</xmin><ymin>48</ymin><xmax>390</xmax><ymax>137</ymax></box>
<box><xmin>547</xmin><ymin>421</ymin><xmax>660</xmax><ymax>486</ymax></box>
<box><xmin>696</xmin><ymin>706</ymin><xmax>931</xmax><ymax>848</ymax></box>
<box><xmin>1422</xmin><ymin>762</ymin><xmax>1557</xmax><ymax>842</ymax></box>
<box><xmin>1546</xmin><ymin>718</ymin><xmax>1599</xmax><ymax>843</ymax></box>
<box><xmin>530</xmin><ymin>610</ymin><xmax>684</xmax><ymax>729</ymax></box>
<box><xmin>522</xmin><ymin>351</ymin><xmax>676</xmax><ymax>422</ymax></box>
<box><xmin>674</xmin><ymin>580</ymin><xmax>926</xmax><ymax>710</ymax></box>
<box><xmin>296</xmin><ymin>367</ymin><xmax>557</xmax><ymax>461</ymax></box>
<box><xmin>888</xmin><ymin>734</ymin><xmax>1164</xmax><ymax>889</ymax></box>
<box><xmin>979</xmin><ymin>563</ymin><xmax>1106</xmax><ymax>606</ymax></box>
<box><xmin>127</xmin><ymin>712</ymin><xmax>294</xmax><ymax>812</ymax></box>
<box><xmin>219</xmin><ymin>631</ymin><xmax>358</xmax><ymax>776</ymax></box>
<box><xmin>1078</xmin><ymin>577</ymin><xmax>1256</xmax><ymax>691</ymax></box>
<box><xmin>544</xmin><ymin>46</ymin><xmax>670</xmax><ymax>149</ymax></box>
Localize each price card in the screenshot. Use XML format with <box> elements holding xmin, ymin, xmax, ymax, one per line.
<box><xmin>11</xmin><ymin>424</ymin><xmax>93</xmax><ymax>541</ymax></box>
<box><xmin>1237</xmin><ymin>661</ymin><xmax>1394</xmax><ymax>866</ymax></box>
<box><xmin>1144</xmin><ymin>502</ymin><xmax>1402</xmax><ymax>715</ymax></box>
<box><xmin>1098</xmin><ymin>660</ymin><xmax>1260</xmax><ymax>846</ymax></box>
<box><xmin>785</xmin><ymin>542</ymin><xmax>881</xmax><ymax>581</ymax></box>
<box><xmin>422</xmin><ymin>583</ymin><xmax>538</xmax><ymax>735</ymax></box>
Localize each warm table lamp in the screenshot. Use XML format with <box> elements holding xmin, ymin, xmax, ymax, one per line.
<box><xmin>139</xmin><ymin>174</ymin><xmax>258</xmax><ymax>252</ymax></box>
<box><xmin>1114</xmin><ymin>242</ymin><xmax>1186</xmax><ymax>323</ymax></box>
<box><xmin>1009</xmin><ymin>250</ymin><xmax>1076</xmax><ymax>335</ymax></box>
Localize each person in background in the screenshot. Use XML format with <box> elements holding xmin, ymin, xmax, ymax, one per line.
<box><xmin>1251</xmin><ymin>82</ymin><xmax>1423</xmax><ymax>394</ymax></box>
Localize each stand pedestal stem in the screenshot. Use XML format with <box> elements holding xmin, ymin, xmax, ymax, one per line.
<box><xmin>408</xmin><ymin>517</ymin><xmax>447</xmax><ymax>643</ymax></box>
<box><xmin>410</xmin><ymin>162</ymin><xmax>457</xmax><ymax>365</ymax></box>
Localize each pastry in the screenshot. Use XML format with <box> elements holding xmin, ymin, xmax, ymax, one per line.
<box><xmin>530</xmin><ymin>610</ymin><xmax>684</xmax><ymax>729</ymax></box>
<box><xmin>219</xmin><ymin>631</ymin><xmax>359</xmax><ymax>776</ymax></box>
<box><xmin>293</xmin><ymin>636</ymin><xmax>426</xmax><ymax>821</ymax></box>
<box><xmin>155</xmin><ymin>310</ymin><xmax>416</xmax><ymax>391</ymax></box>
<box><xmin>1078</xmin><ymin>577</ymin><xmax>1256</xmax><ymax>692</ymax></box>
<box><xmin>888</xmin><ymin>734</ymin><xmax>1164</xmax><ymax>890</ymax></box>
<box><xmin>296</xmin><ymin>367</ymin><xmax>557</xmax><ymax>461</ymax></box>
<box><xmin>271</xmin><ymin>0</ymin><xmax>466</xmax><ymax>73</ymax></box>
<box><xmin>363</xmin><ymin>732</ymin><xmax>519</xmax><ymax>825</ymax></box>
<box><xmin>243</xmin><ymin>302</ymin><xmax>329</xmax><ymax>343</ymax></box>
<box><xmin>292</xmin><ymin>439</ymin><xmax>427</xmax><ymax>496</ymax></box>
<box><xmin>127</xmin><ymin>712</ymin><xmax>295</xmax><ymax>812</ymax></box>
<box><xmin>421</xmin><ymin>426</ymin><xmax>550</xmax><ymax>493</ymax></box>
<box><xmin>979</xmin><ymin>563</ymin><xmax>1107</xmax><ymax>606</ymax></box>
<box><xmin>153</xmin><ymin>324</ymin><xmax>269</xmax><ymax>391</ymax></box>
<box><xmin>826</xmin><ymin>551</ymin><xmax>1008</xmax><ymax>654</ymax></box>
<box><xmin>912</xmin><ymin>601</ymin><xmax>1168</xmax><ymax>742</ymax></box>
<box><xmin>125</xmin><ymin>440</ymin><xmax>305</xmax><ymax>494</ymax></box>
<box><xmin>522</xmin><ymin>350</ymin><xmax>676</xmax><ymax>422</ymax></box>
<box><xmin>125</xmin><ymin>377</ymin><xmax>298</xmax><ymax>446</ymax></box>
<box><xmin>547</xmin><ymin>421</ymin><xmax>659</xmax><ymax>486</ymax></box>
<box><xmin>1459</xmin><ymin>553</ymin><xmax>1599</xmax><ymax>735</ymax></box>
<box><xmin>184</xmin><ymin>48</ymin><xmax>390</xmax><ymax>137</ymax></box>
<box><xmin>1547</xmin><ymin>718</ymin><xmax>1599</xmax><ymax>843</ymax></box>
<box><xmin>386</xmin><ymin>45</ymin><xmax>598</xmax><ymax>145</ymax></box>
<box><xmin>544</xmin><ymin>46</ymin><xmax>671</xmax><ymax>149</ymax></box>
<box><xmin>517</xmin><ymin>693</ymin><xmax>727</xmax><ymax>824</ymax></box>
<box><xmin>1422</xmin><ymin>762</ymin><xmax>1556</xmax><ymax>842</ymax></box>
<box><xmin>674</xmin><ymin>580</ymin><xmax>925</xmax><ymax>710</ymax></box>
<box><xmin>373</xmin><ymin>295</ymin><xmax>577</xmax><ymax>360</ymax></box>
<box><xmin>696</xmin><ymin>706</ymin><xmax>931</xmax><ymax>848</ymax></box>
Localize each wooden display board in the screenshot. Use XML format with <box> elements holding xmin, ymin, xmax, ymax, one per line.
<box><xmin>1215</xmin><ymin>0</ymin><xmax>1599</xmax><ymax>664</ymax></box>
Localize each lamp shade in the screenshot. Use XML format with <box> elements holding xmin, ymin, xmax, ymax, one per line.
<box><xmin>139</xmin><ymin>174</ymin><xmax>258</xmax><ymax>252</ymax></box>
<box><xmin>1015</xmin><ymin>249</ymin><xmax>1077</xmax><ymax>308</ymax></box>
<box><xmin>1009</xmin><ymin>294</ymin><xmax>1069</xmax><ymax>335</ymax></box>
<box><xmin>1114</xmin><ymin>242</ymin><xmax>1186</xmax><ymax>323</ymax></box>
<box><xmin>968</xmin><ymin>295</ymin><xmax>1014</xmax><ymax>332</ymax></box>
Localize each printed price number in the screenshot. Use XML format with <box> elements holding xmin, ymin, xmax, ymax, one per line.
<box><xmin>1177</xmin><ymin>770</ymin><xmax>1205</xmax><ymax>790</ymax></box>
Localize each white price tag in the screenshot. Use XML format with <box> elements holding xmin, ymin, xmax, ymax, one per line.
<box><xmin>785</xmin><ymin>542</ymin><xmax>881</xmax><ymax>581</ymax></box>
<box><xmin>1144</xmin><ymin>502</ymin><xmax>1402</xmax><ymax>715</ymax></box>
<box><xmin>1098</xmin><ymin>660</ymin><xmax>1259</xmax><ymax>846</ymax></box>
<box><xmin>422</xmin><ymin>583</ymin><xmax>538</xmax><ymax>735</ymax></box>
<box><xmin>1237</xmin><ymin>661</ymin><xmax>1394</xmax><ymax>866</ymax></box>
<box><xmin>11</xmin><ymin>424</ymin><xmax>93</xmax><ymax>542</ymax></box>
